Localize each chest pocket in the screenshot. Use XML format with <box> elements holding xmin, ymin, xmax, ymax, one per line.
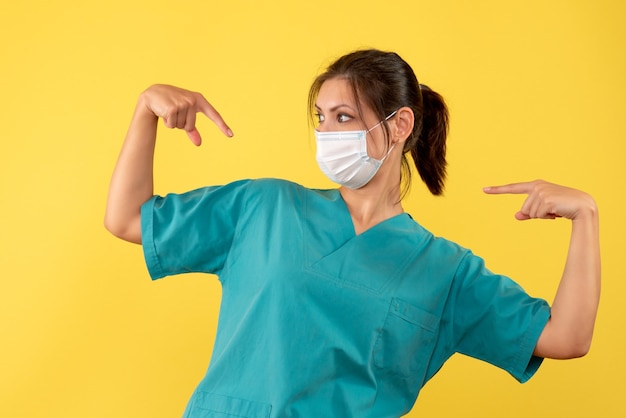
<box><xmin>188</xmin><ymin>392</ymin><xmax>272</xmax><ymax>418</ymax></box>
<box><xmin>374</xmin><ymin>298</ymin><xmax>440</xmax><ymax>379</ymax></box>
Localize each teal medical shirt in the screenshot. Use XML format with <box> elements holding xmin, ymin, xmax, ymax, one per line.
<box><xmin>141</xmin><ymin>178</ymin><xmax>551</xmax><ymax>418</ymax></box>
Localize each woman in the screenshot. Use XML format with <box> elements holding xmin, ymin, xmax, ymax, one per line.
<box><xmin>105</xmin><ymin>49</ymin><xmax>600</xmax><ymax>417</ymax></box>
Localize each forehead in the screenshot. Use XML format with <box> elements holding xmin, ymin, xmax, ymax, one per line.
<box><xmin>316</xmin><ymin>77</ymin><xmax>356</xmax><ymax>109</ymax></box>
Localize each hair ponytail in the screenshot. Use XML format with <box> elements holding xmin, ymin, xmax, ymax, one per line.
<box><xmin>410</xmin><ymin>84</ymin><xmax>449</xmax><ymax>196</ymax></box>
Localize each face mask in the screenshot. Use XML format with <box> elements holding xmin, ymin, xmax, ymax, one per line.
<box><xmin>315</xmin><ymin>111</ymin><xmax>397</xmax><ymax>189</ymax></box>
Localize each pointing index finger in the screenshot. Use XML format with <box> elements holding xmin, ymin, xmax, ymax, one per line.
<box><xmin>483</xmin><ymin>182</ymin><xmax>533</xmax><ymax>195</ymax></box>
<box><xmin>195</xmin><ymin>93</ymin><xmax>234</xmax><ymax>137</ymax></box>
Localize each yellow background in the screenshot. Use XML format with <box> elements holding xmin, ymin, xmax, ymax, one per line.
<box><xmin>1</xmin><ymin>0</ymin><xmax>624</xmax><ymax>416</ymax></box>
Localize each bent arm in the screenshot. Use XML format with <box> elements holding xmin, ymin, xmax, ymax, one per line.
<box><xmin>104</xmin><ymin>95</ymin><xmax>158</xmax><ymax>244</ymax></box>
<box><xmin>104</xmin><ymin>85</ymin><xmax>234</xmax><ymax>244</ymax></box>
<box><xmin>534</xmin><ymin>203</ymin><xmax>601</xmax><ymax>358</ymax></box>
<box><xmin>484</xmin><ymin>180</ymin><xmax>601</xmax><ymax>359</ymax></box>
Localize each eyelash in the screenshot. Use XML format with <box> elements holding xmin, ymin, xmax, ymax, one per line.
<box><xmin>315</xmin><ymin>113</ymin><xmax>353</xmax><ymax>124</ymax></box>
<box><xmin>337</xmin><ymin>114</ymin><xmax>352</xmax><ymax>123</ymax></box>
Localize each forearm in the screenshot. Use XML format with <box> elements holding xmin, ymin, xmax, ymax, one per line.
<box><xmin>535</xmin><ymin>201</ymin><xmax>601</xmax><ymax>358</ymax></box>
<box><xmin>104</xmin><ymin>95</ymin><xmax>158</xmax><ymax>244</ymax></box>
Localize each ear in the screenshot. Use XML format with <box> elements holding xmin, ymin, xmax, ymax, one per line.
<box><xmin>392</xmin><ymin>106</ymin><xmax>414</xmax><ymax>144</ymax></box>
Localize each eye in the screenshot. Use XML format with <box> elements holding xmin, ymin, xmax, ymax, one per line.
<box><xmin>337</xmin><ymin>113</ymin><xmax>353</xmax><ymax>123</ymax></box>
<box><xmin>315</xmin><ymin>113</ymin><xmax>325</xmax><ymax>124</ymax></box>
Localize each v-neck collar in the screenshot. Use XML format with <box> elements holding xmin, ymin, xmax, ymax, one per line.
<box><xmin>302</xmin><ymin>188</ymin><xmax>421</xmax><ymax>294</ymax></box>
<box><xmin>335</xmin><ymin>188</ymin><xmax>410</xmax><ymax>237</ymax></box>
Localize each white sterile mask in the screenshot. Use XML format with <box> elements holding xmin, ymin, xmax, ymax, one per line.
<box><xmin>315</xmin><ymin>110</ymin><xmax>398</xmax><ymax>189</ymax></box>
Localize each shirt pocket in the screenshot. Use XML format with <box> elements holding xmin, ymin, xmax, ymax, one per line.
<box><xmin>187</xmin><ymin>392</ymin><xmax>272</xmax><ymax>418</ymax></box>
<box><xmin>374</xmin><ymin>298</ymin><xmax>440</xmax><ymax>379</ymax></box>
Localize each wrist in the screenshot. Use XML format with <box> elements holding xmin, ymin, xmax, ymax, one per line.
<box><xmin>134</xmin><ymin>94</ymin><xmax>159</xmax><ymax>124</ymax></box>
<box><xmin>572</xmin><ymin>195</ymin><xmax>599</xmax><ymax>223</ymax></box>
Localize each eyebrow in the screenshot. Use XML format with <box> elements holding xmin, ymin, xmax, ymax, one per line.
<box><xmin>314</xmin><ymin>103</ymin><xmax>357</xmax><ymax>113</ymax></box>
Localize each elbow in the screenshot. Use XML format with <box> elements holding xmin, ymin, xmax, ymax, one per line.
<box><xmin>567</xmin><ymin>339</ymin><xmax>592</xmax><ymax>359</ymax></box>
<box><xmin>103</xmin><ymin>216</ymin><xmax>123</xmax><ymax>240</ymax></box>
<box><xmin>535</xmin><ymin>321</ymin><xmax>595</xmax><ymax>359</ymax></box>
<box><xmin>103</xmin><ymin>217</ymin><xmax>121</xmax><ymax>238</ymax></box>
<box><xmin>103</xmin><ymin>212</ymin><xmax>120</xmax><ymax>237</ymax></box>
<box><xmin>555</xmin><ymin>337</ymin><xmax>593</xmax><ymax>359</ymax></box>
<box><xmin>104</xmin><ymin>214</ymin><xmax>142</xmax><ymax>244</ymax></box>
<box><xmin>536</xmin><ymin>340</ymin><xmax>592</xmax><ymax>360</ymax></box>
<box><xmin>560</xmin><ymin>323</ymin><xmax>598</xmax><ymax>359</ymax></box>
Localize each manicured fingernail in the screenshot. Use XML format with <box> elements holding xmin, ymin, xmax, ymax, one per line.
<box><xmin>227</xmin><ymin>128</ymin><xmax>234</xmax><ymax>137</ymax></box>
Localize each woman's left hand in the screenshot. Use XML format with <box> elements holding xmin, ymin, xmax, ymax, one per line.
<box><xmin>484</xmin><ymin>179</ymin><xmax>600</xmax><ymax>359</ymax></box>
<box><xmin>483</xmin><ymin>180</ymin><xmax>597</xmax><ymax>221</ymax></box>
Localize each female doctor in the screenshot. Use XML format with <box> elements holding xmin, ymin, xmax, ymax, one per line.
<box><xmin>105</xmin><ymin>49</ymin><xmax>600</xmax><ymax>417</ymax></box>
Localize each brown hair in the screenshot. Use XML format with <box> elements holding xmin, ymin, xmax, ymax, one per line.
<box><xmin>308</xmin><ymin>49</ymin><xmax>449</xmax><ymax>196</ymax></box>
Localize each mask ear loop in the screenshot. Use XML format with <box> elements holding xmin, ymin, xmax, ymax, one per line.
<box><xmin>385</xmin><ymin>109</ymin><xmax>399</xmax><ymax>121</ymax></box>
<box><xmin>363</xmin><ymin>109</ymin><xmax>401</xmax><ymax>161</ymax></box>
<box><xmin>366</xmin><ymin>110</ymin><xmax>399</xmax><ymax>134</ymax></box>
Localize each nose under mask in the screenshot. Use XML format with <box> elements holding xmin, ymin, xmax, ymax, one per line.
<box><xmin>314</xmin><ymin>111</ymin><xmax>397</xmax><ymax>189</ymax></box>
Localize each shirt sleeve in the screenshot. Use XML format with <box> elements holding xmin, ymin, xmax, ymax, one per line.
<box><xmin>140</xmin><ymin>179</ymin><xmax>251</xmax><ymax>280</ymax></box>
<box><xmin>451</xmin><ymin>251</ymin><xmax>551</xmax><ymax>383</ymax></box>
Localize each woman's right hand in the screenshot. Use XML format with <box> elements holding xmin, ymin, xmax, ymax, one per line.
<box><xmin>139</xmin><ymin>84</ymin><xmax>234</xmax><ymax>146</ymax></box>
<box><xmin>105</xmin><ymin>85</ymin><xmax>233</xmax><ymax>244</ymax></box>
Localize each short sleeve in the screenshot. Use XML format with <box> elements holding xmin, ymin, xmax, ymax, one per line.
<box><xmin>140</xmin><ymin>179</ymin><xmax>251</xmax><ymax>280</ymax></box>
<box><xmin>451</xmin><ymin>252</ymin><xmax>551</xmax><ymax>383</ymax></box>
